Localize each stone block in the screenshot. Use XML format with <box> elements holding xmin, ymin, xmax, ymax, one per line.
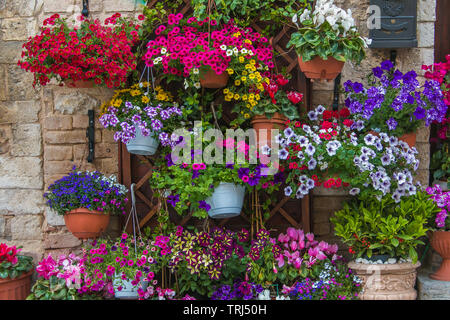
<box><xmin>53</xmin><ymin>89</ymin><xmax>100</xmax><ymax>115</ymax></box>
<box><xmin>10</xmin><ymin>215</ymin><xmax>42</xmax><ymax>240</ymax></box>
<box><xmin>44</xmin><ymin>130</ymin><xmax>87</xmax><ymax>144</ymax></box>
<box><xmin>102</xmin><ymin>129</ymin><xmax>117</xmax><ymax>144</ymax></box>
<box><xmin>45</xmin><ymin>207</ymin><xmax>65</xmax><ymax>226</ymax></box>
<box><xmin>44</xmin><ymin>232</ymin><xmax>81</xmax><ymax>249</ymax></box>
<box><xmin>311</xmin><ymin>90</ymin><xmax>333</xmax><ymax>107</ymax></box>
<box><xmin>44</xmin><ymin>145</ymin><xmax>73</xmax><ymax>161</ymax></box>
<box><xmin>7</xmin><ymin>65</ymin><xmax>39</xmax><ymax>100</ymax></box>
<box><xmin>44</xmin><ymin>160</ymin><xmax>75</xmax><ymax>175</ymax></box>
<box><xmin>43</xmin><ymin>115</ymin><xmax>73</xmax><ymax>130</ymax></box>
<box><xmin>0</xmin><ymin>0</ymin><xmax>43</xmax><ymax>17</ymax></box>
<box><xmin>44</xmin><ymin>174</ymin><xmax>67</xmax><ymax>187</ymax></box>
<box><xmin>0</xmin><ymin>189</ymin><xmax>44</xmax><ymax>215</ymax></box>
<box><xmin>418</xmin><ymin>0</ymin><xmax>436</xmax><ymax>22</ymax></box>
<box><xmin>43</xmin><ymin>0</ymin><xmax>76</xmax><ymax>13</ymax></box>
<box><xmin>103</xmin><ymin>0</ymin><xmax>136</xmax><ymax>12</ymax></box>
<box><xmin>417</xmin><ymin>272</ymin><xmax>450</xmax><ymax>300</ymax></box>
<box><xmin>0</xmin><ymin>156</ymin><xmax>42</xmax><ymax>189</ymax></box>
<box><xmin>97</xmin><ymin>157</ymin><xmax>118</xmax><ymax>175</ymax></box>
<box><xmin>10</xmin><ymin>123</ymin><xmax>42</xmax><ymax>157</ymax></box>
<box><xmin>74</xmin><ymin>142</ymin><xmax>117</xmax><ymax>160</ymax></box>
<box><xmin>0</xmin><ymin>216</ymin><xmax>5</xmax><ymax>237</ymax></box>
<box><xmin>1</xmin><ymin>17</ymin><xmax>36</xmax><ymax>41</ymax></box>
<box><xmin>415</xmin><ymin>169</ymin><xmax>429</xmax><ymax>187</ymax></box>
<box><xmin>0</xmin><ymin>100</ymin><xmax>41</xmax><ymax>124</ymax></box>
<box><xmin>72</xmin><ymin>114</ymin><xmax>89</xmax><ymax>129</ymax></box>
<box><xmin>0</xmin><ymin>124</ymin><xmax>12</xmax><ymax>155</ymax></box>
<box><xmin>0</xmin><ymin>65</ymin><xmax>6</xmax><ymax>101</ymax></box>
<box><xmin>417</xmin><ymin>22</ymin><xmax>435</xmax><ymax>48</ymax></box>
<box><xmin>416</xmin><ymin>142</ymin><xmax>430</xmax><ymax>170</ymax></box>
<box><xmin>0</xmin><ymin>41</ymin><xmax>23</xmax><ymax>64</ymax></box>
<box><xmin>416</xmin><ymin>125</ymin><xmax>430</xmax><ymax>143</ymax></box>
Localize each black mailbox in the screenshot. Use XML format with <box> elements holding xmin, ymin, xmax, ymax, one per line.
<box><xmin>369</xmin><ymin>0</ymin><xmax>418</xmax><ymax>48</ymax></box>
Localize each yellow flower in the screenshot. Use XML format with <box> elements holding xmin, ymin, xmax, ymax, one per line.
<box><xmin>242</xmin><ymin>94</ymin><xmax>248</xmax><ymax>101</ymax></box>
<box><xmin>234</xmin><ymin>93</ymin><xmax>240</xmax><ymax>100</ymax></box>
<box><xmin>239</xmin><ymin>56</ymin><xmax>245</xmax><ymax>63</ymax></box>
<box><xmin>249</xmin><ymin>73</ymin><xmax>255</xmax><ymax>80</ymax></box>
<box><xmin>142</xmin><ymin>95</ymin><xmax>150</xmax><ymax>104</ymax></box>
<box><xmin>130</xmin><ymin>90</ymin><xmax>141</xmax><ymax>96</ymax></box>
<box><xmin>226</xmin><ymin>68</ymin><xmax>234</xmax><ymax>75</ymax></box>
<box><xmin>241</xmin><ymin>76</ymin><xmax>247</xmax><ymax>82</ymax></box>
<box><xmin>244</xmin><ymin>113</ymin><xmax>250</xmax><ymax>119</ymax></box>
<box><xmin>113</xmin><ymin>99</ymin><xmax>122</xmax><ymax>107</ymax></box>
<box><xmin>245</xmin><ymin>64</ymin><xmax>251</xmax><ymax>70</ymax></box>
<box><xmin>234</xmin><ymin>80</ymin><xmax>241</xmax><ymax>86</ymax></box>
<box><xmin>242</xmin><ymin>70</ymin><xmax>248</xmax><ymax>76</ymax></box>
<box><xmin>255</xmin><ymin>94</ymin><xmax>260</xmax><ymax>100</ymax></box>
<box><xmin>246</xmin><ymin>104</ymin><xmax>251</xmax><ymax>109</ymax></box>
<box><xmin>223</xmin><ymin>88</ymin><xmax>230</xmax><ymax>94</ymax></box>
<box><xmin>250</xmin><ymin>59</ymin><xmax>256</xmax><ymax>65</ymax></box>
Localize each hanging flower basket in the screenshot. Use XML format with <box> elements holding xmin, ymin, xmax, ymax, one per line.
<box><xmin>199</xmin><ymin>68</ymin><xmax>229</xmax><ymax>88</ymax></box>
<box><xmin>63</xmin><ymin>208</ymin><xmax>110</xmax><ymax>240</ymax></box>
<box><xmin>0</xmin><ymin>270</ymin><xmax>33</xmax><ymax>300</ymax></box>
<box><xmin>297</xmin><ymin>56</ymin><xmax>344</xmax><ymax>81</ymax></box>
<box><xmin>205</xmin><ymin>183</ymin><xmax>245</xmax><ymax>219</ymax></box>
<box><xmin>251</xmin><ymin>113</ymin><xmax>287</xmax><ymax>148</ymax></box>
<box><xmin>113</xmin><ymin>275</ymin><xmax>148</xmax><ymax>300</ymax></box>
<box><xmin>430</xmin><ymin>231</ymin><xmax>450</xmax><ymax>281</ymax></box>
<box><xmin>126</xmin><ymin>128</ymin><xmax>159</xmax><ymax>156</ymax></box>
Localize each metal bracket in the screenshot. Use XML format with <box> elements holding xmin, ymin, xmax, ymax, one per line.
<box><xmin>82</xmin><ymin>0</ymin><xmax>89</xmax><ymax>17</ymax></box>
<box><xmin>390</xmin><ymin>49</ymin><xmax>398</xmax><ymax>67</ymax></box>
<box><xmin>332</xmin><ymin>73</ymin><xmax>341</xmax><ymax>111</ymax></box>
<box><xmin>86</xmin><ymin>109</ymin><xmax>95</xmax><ymax>163</ymax></box>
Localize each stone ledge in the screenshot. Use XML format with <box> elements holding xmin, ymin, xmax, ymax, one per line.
<box><xmin>417</xmin><ymin>272</ymin><xmax>450</xmax><ymax>300</ymax></box>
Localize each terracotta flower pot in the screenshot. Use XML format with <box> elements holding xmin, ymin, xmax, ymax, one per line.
<box><xmin>0</xmin><ymin>270</ymin><xmax>33</xmax><ymax>300</ymax></box>
<box><xmin>199</xmin><ymin>69</ymin><xmax>229</xmax><ymax>88</ymax></box>
<box><xmin>251</xmin><ymin>113</ymin><xmax>287</xmax><ymax>148</ymax></box>
<box><xmin>348</xmin><ymin>260</ymin><xmax>421</xmax><ymax>300</ymax></box>
<box><xmin>430</xmin><ymin>231</ymin><xmax>450</xmax><ymax>281</ymax></box>
<box><xmin>64</xmin><ymin>208</ymin><xmax>110</xmax><ymax>239</ymax></box>
<box><xmin>64</xmin><ymin>79</ymin><xmax>95</xmax><ymax>88</ymax></box>
<box><xmin>297</xmin><ymin>56</ymin><xmax>344</xmax><ymax>81</ymax></box>
<box><xmin>399</xmin><ymin>132</ymin><xmax>416</xmax><ymax>148</ymax></box>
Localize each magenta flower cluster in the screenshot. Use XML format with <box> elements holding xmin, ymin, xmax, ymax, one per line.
<box><xmin>143</xmin><ymin>14</ymin><xmax>274</xmax><ymax>77</ymax></box>
<box><xmin>426</xmin><ymin>184</ymin><xmax>450</xmax><ymax>229</ymax></box>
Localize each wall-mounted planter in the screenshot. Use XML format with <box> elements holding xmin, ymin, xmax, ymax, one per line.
<box><xmin>0</xmin><ymin>270</ymin><xmax>33</xmax><ymax>300</ymax></box>
<box><xmin>369</xmin><ymin>0</ymin><xmax>418</xmax><ymax>48</ymax></box>
<box><xmin>64</xmin><ymin>208</ymin><xmax>110</xmax><ymax>239</ymax></box>
<box><xmin>297</xmin><ymin>56</ymin><xmax>344</xmax><ymax>81</ymax></box>
<box><xmin>206</xmin><ymin>183</ymin><xmax>245</xmax><ymax>219</ymax></box>
<box><xmin>199</xmin><ymin>68</ymin><xmax>229</xmax><ymax>88</ymax></box>
<box><xmin>126</xmin><ymin>128</ymin><xmax>159</xmax><ymax>156</ymax></box>
<box><xmin>113</xmin><ymin>276</ymin><xmax>148</xmax><ymax>299</ymax></box>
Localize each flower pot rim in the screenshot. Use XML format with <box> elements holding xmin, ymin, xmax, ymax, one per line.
<box><xmin>66</xmin><ymin>208</ymin><xmax>109</xmax><ymax>215</ymax></box>
<box><xmin>0</xmin><ymin>270</ymin><xmax>33</xmax><ymax>284</ymax></box>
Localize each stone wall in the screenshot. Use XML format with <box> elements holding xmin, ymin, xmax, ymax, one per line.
<box><xmin>0</xmin><ymin>0</ymin><xmax>438</xmax><ymax>265</ymax></box>
<box><xmin>0</xmin><ymin>0</ymin><xmax>141</xmax><ymax>263</ymax></box>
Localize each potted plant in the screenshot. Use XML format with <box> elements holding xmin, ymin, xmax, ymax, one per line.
<box><xmin>331</xmin><ymin>191</ymin><xmax>440</xmax><ymax>299</ymax></box>
<box><xmin>430</xmin><ymin>145</ymin><xmax>450</xmax><ymax>191</ymax></box>
<box><xmin>425</xmin><ymin>184</ymin><xmax>450</xmax><ymax>281</ymax></box>
<box><xmin>152</xmin><ymin>125</ymin><xmax>282</xmax><ymax>219</ymax></box>
<box><xmin>27</xmin><ymin>253</ymin><xmax>100</xmax><ymax>300</ymax></box>
<box><xmin>81</xmin><ymin>233</ymin><xmax>161</xmax><ymax>299</ymax></box>
<box><xmin>99</xmin><ymin>82</ymin><xmax>184</xmax><ymax>155</ymax></box>
<box><xmin>43</xmin><ymin>168</ymin><xmax>128</xmax><ymax>239</ymax></box>
<box><xmin>18</xmin><ymin>13</ymin><xmax>142</xmax><ymax>88</ymax></box>
<box><xmin>0</xmin><ymin>243</ymin><xmax>33</xmax><ymax>300</ymax></box>
<box><xmin>277</xmin><ymin>105</ymin><xmax>420</xmax><ymax>202</ymax></box>
<box><xmin>344</xmin><ymin>60</ymin><xmax>448</xmax><ymax>147</ymax></box>
<box><xmin>287</xmin><ymin>0</ymin><xmax>370</xmax><ymax>81</ymax></box>
<box><xmin>238</xmin><ymin>74</ymin><xmax>303</xmax><ymax>147</ymax></box>
<box><xmin>143</xmin><ymin>14</ymin><xmax>274</xmax><ymax>90</ymax></box>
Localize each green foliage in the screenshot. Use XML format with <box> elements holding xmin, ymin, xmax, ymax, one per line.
<box><xmin>27</xmin><ymin>277</ymin><xmax>99</xmax><ymax>300</ymax></box>
<box><xmin>331</xmin><ymin>191</ymin><xmax>441</xmax><ymax>263</ymax></box>
<box><xmin>430</xmin><ymin>146</ymin><xmax>450</xmax><ymax>187</ymax></box>
<box><xmin>0</xmin><ymin>255</ymin><xmax>33</xmax><ymax>280</ymax></box>
<box><xmin>287</xmin><ymin>3</ymin><xmax>369</xmax><ymax>64</ymax></box>
<box><xmin>191</xmin><ymin>0</ymin><xmax>309</xmax><ymax>36</ymax></box>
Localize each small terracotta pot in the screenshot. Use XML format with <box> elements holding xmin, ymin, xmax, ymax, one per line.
<box><xmin>64</xmin><ymin>208</ymin><xmax>110</xmax><ymax>239</ymax></box>
<box><xmin>430</xmin><ymin>231</ymin><xmax>450</xmax><ymax>281</ymax></box>
<box><xmin>64</xmin><ymin>79</ymin><xmax>95</xmax><ymax>88</ymax></box>
<box><xmin>348</xmin><ymin>260</ymin><xmax>421</xmax><ymax>300</ymax></box>
<box><xmin>251</xmin><ymin>113</ymin><xmax>287</xmax><ymax>148</ymax></box>
<box><xmin>297</xmin><ymin>56</ymin><xmax>344</xmax><ymax>81</ymax></box>
<box><xmin>399</xmin><ymin>132</ymin><xmax>416</xmax><ymax>148</ymax></box>
<box><xmin>199</xmin><ymin>69</ymin><xmax>229</xmax><ymax>88</ymax></box>
<box><xmin>0</xmin><ymin>270</ymin><xmax>33</xmax><ymax>300</ymax></box>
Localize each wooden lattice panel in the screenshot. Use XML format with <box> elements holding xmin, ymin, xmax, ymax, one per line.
<box><xmin>119</xmin><ymin>0</ymin><xmax>312</xmax><ymax>235</ymax></box>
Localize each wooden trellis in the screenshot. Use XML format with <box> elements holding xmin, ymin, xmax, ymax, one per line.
<box><xmin>119</xmin><ymin>0</ymin><xmax>313</xmax><ymax>235</ymax></box>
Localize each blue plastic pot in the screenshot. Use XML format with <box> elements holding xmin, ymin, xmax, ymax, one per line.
<box><xmin>206</xmin><ymin>182</ymin><xmax>245</xmax><ymax>219</ymax></box>
<box><xmin>126</xmin><ymin>128</ymin><xmax>159</xmax><ymax>156</ymax></box>
<box><xmin>113</xmin><ymin>275</ymin><xmax>148</xmax><ymax>299</ymax></box>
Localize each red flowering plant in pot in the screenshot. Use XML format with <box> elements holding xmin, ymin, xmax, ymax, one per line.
<box><xmin>0</xmin><ymin>243</ymin><xmax>34</xmax><ymax>300</ymax></box>
<box><xmin>43</xmin><ymin>168</ymin><xmax>128</xmax><ymax>239</ymax></box>
<box><xmin>426</xmin><ymin>184</ymin><xmax>450</xmax><ymax>281</ymax></box>
<box><xmin>275</xmin><ymin>105</ymin><xmax>421</xmax><ymax>202</ymax></box>
<box><xmin>18</xmin><ymin>13</ymin><xmax>142</xmax><ymax>88</ymax></box>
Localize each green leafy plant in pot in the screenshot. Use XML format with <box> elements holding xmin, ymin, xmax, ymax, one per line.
<box><xmin>0</xmin><ymin>244</ymin><xmax>33</xmax><ymax>300</ymax></box>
